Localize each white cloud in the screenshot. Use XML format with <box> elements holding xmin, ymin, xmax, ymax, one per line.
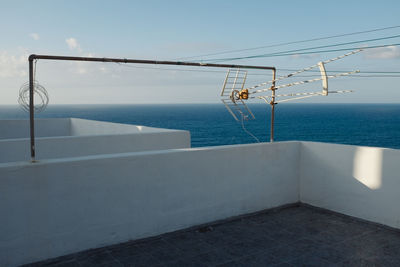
<box><xmin>69</xmin><ymin>53</ymin><xmax>97</xmax><ymax>75</ymax></box>
<box><xmin>364</xmin><ymin>46</ymin><xmax>400</xmax><ymax>59</ymax></box>
<box><xmin>99</xmin><ymin>66</ymin><xmax>107</xmax><ymax>73</ymax></box>
<box><xmin>76</xmin><ymin>64</ymin><xmax>87</xmax><ymax>74</ymax></box>
<box><xmin>65</xmin><ymin>37</ymin><xmax>82</xmax><ymax>52</ymax></box>
<box><xmin>29</xmin><ymin>33</ymin><xmax>40</xmax><ymax>40</ymax></box>
<box><xmin>0</xmin><ymin>51</ymin><xmax>28</xmax><ymax>78</ymax></box>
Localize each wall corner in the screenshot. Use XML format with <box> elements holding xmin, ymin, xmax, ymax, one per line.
<box><xmin>296</xmin><ymin>141</ymin><xmax>304</xmax><ymax>203</ymax></box>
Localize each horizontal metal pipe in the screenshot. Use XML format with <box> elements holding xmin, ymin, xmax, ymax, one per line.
<box><xmin>28</xmin><ymin>54</ymin><xmax>276</xmax><ymax>71</ymax></box>
<box><xmin>27</xmin><ymin>54</ymin><xmax>275</xmax><ymax>163</ymax></box>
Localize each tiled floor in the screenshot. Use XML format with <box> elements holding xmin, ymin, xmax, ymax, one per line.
<box><xmin>24</xmin><ymin>204</ymin><xmax>400</xmax><ymax>266</ymax></box>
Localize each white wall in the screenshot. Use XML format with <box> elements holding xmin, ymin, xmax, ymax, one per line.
<box><xmin>0</xmin><ymin>118</ymin><xmax>70</xmax><ymax>139</ymax></box>
<box><xmin>70</xmin><ymin>118</ymin><xmax>176</xmax><ymax>135</ymax></box>
<box><xmin>0</xmin><ymin>142</ymin><xmax>300</xmax><ymax>267</ymax></box>
<box><xmin>0</xmin><ymin>132</ymin><xmax>190</xmax><ymax>163</ymax></box>
<box><xmin>1</xmin><ymin>139</ymin><xmax>399</xmax><ymax>266</ymax></box>
<box><xmin>0</xmin><ymin>118</ymin><xmax>176</xmax><ymax>140</ymax></box>
<box><xmin>0</xmin><ymin>119</ymin><xmax>190</xmax><ymax>163</ymax></box>
<box><xmin>299</xmin><ymin>142</ymin><xmax>400</xmax><ymax>229</ymax></box>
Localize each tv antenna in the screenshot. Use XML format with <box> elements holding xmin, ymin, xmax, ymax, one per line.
<box><xmin>220</xmin><ymin>49</ymin><xmax>362</xmax><ymax>142</ymax></box>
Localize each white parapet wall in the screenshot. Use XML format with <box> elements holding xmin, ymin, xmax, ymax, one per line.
<box><xmin>299</xmin><ymin>142</ymin><xmax>400</xmax><ymax>229</ymax></box>
<box><xmin>0</xmin><ymin>118</ymin><xmax>70</xmax><ymax>139</ymax></box>
<box><xmin>0</xmin><ymin>118</ymin><xmax>190</xmax><ymax>163</ymax></box>
<box><xmin>0</xmin><ymin>142</ymin><xmax>300</xmax><ymax>267</ymax></box>
<box><xmin>0</xmin><ymin>134</ymin><xmax>400</xmax><ymax>266</ymax></box>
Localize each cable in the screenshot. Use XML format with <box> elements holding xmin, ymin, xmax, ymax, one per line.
<box><xmin>229</xmin><ymin>34</ymin><xmax>400</xmax><ymax>60</ymax></box>
<box><xmin>175</xmin><ymin>25</ymin><xmax>400</xmax><ymax>60</ymax></box>
<box><xmin>346</xmin><ymin>75</ymin><xmax>400</xmax><ymax>78</ymax></box>
<box><xmin>260</xmin><ymin>74</ymin><xmax>400</xmax><ymax>78</ymax></box>
<box><xmin>241</xmin><ymin>114</ymin><xmax>260</xmax><ymax>143</ymax></box>
<box><xmin>109</xmin><ymin>60</ymin><xmax>400</xmax><ymax>76</ymax></box>
<box><xmin>278</xmin><ymin>69</ymin><xmax>400</xmax><ymax>74</ymax></box>
<box><xmin>207</xmin><ymin>43</ymin><xmax>400</xmax><ymax>62</ymax></box>
<box><xmin>103</xmin><ymin>52</ymin><xmax>399</xmax><ymax>78</ymax></box>
<box><xmin>113</xmin><ymin>61</ymin><xmax>278</xmax><ymax>75</ymax></box>
<box><xmin>33</xmin><ymin>59</ymin><xmax>37</xmax><ymax>81</ymax></box>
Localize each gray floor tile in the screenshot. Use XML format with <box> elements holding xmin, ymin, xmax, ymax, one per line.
<box><xmin>309</xmin><ymin>245</ymin><xmax>350</xmax><ymax>264</ymax></box>
<box><xmin>114</xmin><ymin>252</ymin><xmax>160</xmax><ymax>267</ymax></box>
<box><xmin>266</xmin><ymin>229</ymin><xmax>303</xmax><ymax>246</ymax></box>
<box><xmin>339</xmin><ymin>256</ymin><xmax>400</xmax><ymax>267</ymax></box>
<box><xmin>149</xmin><ymin>244</ymin><xmax>184</xmax><ymax>263</ymax></box>
<box><xmin>24</xmin><ymin>205</ymin><xmax>400</xmax><ymax>267</ymax></box>
<box><xmin>287</xmin><ymin>253</ymin><xmax>336</xmax><ymax>267</ymax></box>
<box><xmin>200</xmin><ymin>230</ymin><xmax>237</xmax><ymax>248</ymax></box>
<box><xmin>237</xmin><ymin>252</ymin><xmax>281</xmax><ymax>266</ymax></box>
<box><xmin>75</xmin><ymin>249</ymin><xmax>116</xmax><ymax>264</ymax></box>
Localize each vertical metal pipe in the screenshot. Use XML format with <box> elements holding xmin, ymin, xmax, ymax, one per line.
<box><xmin>270</xmin><ymin>69</ymin><xmax>277</xmax><ymax>142</ymax></box>
<box><xmin>25</xmin><ymin>54</ymin><xmax>276</xmax><ymax>154</ymax></box>
<box><xmin>29</xmin><ymin>58</ymin><xmax>35</xmax><ymax>161</ymax></box>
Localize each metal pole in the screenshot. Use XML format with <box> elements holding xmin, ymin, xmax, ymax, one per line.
<box><xmin>270</xmin><ymin>69</ymin><xmax>277</xmax><ymax>142</ymax></box>
<box><xmin>28</xmin><ymin>56</ymin><xmax>35</xmax><ymax>161</ymax></box>
<box><xmin>28</xmin><ymin>54</ymin><xmax>276</xmax><ymax>71</ymax></box>
<box><xmin>26</xmin><ymin>54</ymin><xmax>275</xmax><ymax>161</ymax></box>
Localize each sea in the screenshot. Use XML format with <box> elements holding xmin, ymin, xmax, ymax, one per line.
<box><xmin>1</xmin><ymin>103</ymin><xmax>400</xmax><ymax>149</ymax></box>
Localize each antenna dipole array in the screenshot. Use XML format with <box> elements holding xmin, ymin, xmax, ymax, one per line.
<box><xmin>220</xmin><ymin>69</ymin><xmax>255</xmax><ymax>121</ymax></box>
<box><xmin>220</xmin><ymin>49</ymin><xmax>363</xmax><ymax>141</ymax></box>
<box><xmin>244</xmin><ymin>49</ymin><xmax>362</xmax><ymax>93</ymax></box>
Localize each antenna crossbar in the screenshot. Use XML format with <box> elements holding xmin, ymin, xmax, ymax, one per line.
<box><xmin>244</xmin><ymin>49</ymin><xmax>363</xmax><ymax>93</ymax></box>
<box><xmin>274</xmin><ymin>90</ymin><xmax>353</xmax><ymax>103</ymax></box>
<box><xmin>273</xmin><ymin>70</ymin><xmax>359</xmax><ymax>90</ymax></box>
<box><xmin>274</xmin><ymin>89</ymin><xmax>353</xmax><ymax>98</ymax></box>
<box><xmin>249</xmin><ymin>70</ymin><xmax>358</xmax><ymax>94</ymax></box>
<box><xmin>220</xmin><ymin>49</ymin><xmax>362</xmax><ymax>142</ymax></box>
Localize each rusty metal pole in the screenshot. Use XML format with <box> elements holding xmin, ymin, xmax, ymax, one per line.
<box><xmin>28</xmin><ymin>56</ymin><xmax>35</xmax><ymax>161</ymax></box>
<box><xmin>28</xmin><ymin>54</ymin><xmax>275</xmax><ymax>71</ymax></box>
<box><xmin>270</xmin><ymin>69</ymin><xmax>277</xmax><ymax>142</ymax></box>
<box><xmin>26</xmin><ymin>54</ymin><xmax>276</xmax><ymax>159</ymax></box>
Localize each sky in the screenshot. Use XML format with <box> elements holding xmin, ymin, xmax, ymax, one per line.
<box><xmin>0</xmin><ymin>0</ymin><xmax>399</xmax><ymax>104</ymax></box>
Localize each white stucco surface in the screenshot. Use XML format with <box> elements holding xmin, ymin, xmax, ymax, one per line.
<box><xmin>299</xmin><ymin>142</ymin><xmax>400</xmax><ymax>229</ymax></box>
<box><xmin>0</xmin><ymin>142</ymin><xmax>299</xmax><ymax>267</ymax></box>
<box><xmin>70</xmin><ymin>118</ymin><xmax>177</xmax><ymax>135</ymax></box>
<box><xmin>0</xmin><ymin>118</ymin><xmax>70</xmax><ymax>139</ymax></box>
<box><xmin>0</xmin><ymin>119</ymin><xmax>399</xmax><ymax>267</ymax></box>
<box><xmin>0</xmin><ymin>118</ymin><xmax>190</xmax><ymax>163</ymax></box>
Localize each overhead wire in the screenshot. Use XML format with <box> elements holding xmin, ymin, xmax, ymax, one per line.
<box><xmin>175</xmin><ymin>25</ymin><xmax>400</xmax><ymax>60</ymax></box>
<box><xmin>206</xmin><ymin>43</ymin><xmax>400</xmax><ymax>62</ymax></box>
<box><xmin>92</xmin><ymin>26</ymin><xmax>400</xmax><ymax>83</ymax></box>
<box><xmin>106</xmin><ymin>40</ymin><xmax>400</xmax><ymax>79</ymax></box>
<box><xmin>266</xmin><ymin>74</ymin><xmax>400</xmax><ymax>78</ymax></box>
<box><xmin>110</xmin><ymin>61</ymin><xmax>399</xmax><ymax>76</ymax></box>
<box><xmin>278</xmin><ymin>69</ymin><xmax>400</xmax><ymax>74</ymax></box>
<box><xmin>240</xmin><ymin>114</ymin><xmax>260</xmax><ymax>143</ymax></box>
<box><xmin>221</xmin><ymin>34</ymin><xmax>400</xmax><ymax>60</ymax></box>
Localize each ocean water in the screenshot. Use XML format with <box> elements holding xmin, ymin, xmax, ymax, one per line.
<box><xmin>1</xmin><ymin>103</ymin><xmax>400</xmax><ymax>149</ymax></box>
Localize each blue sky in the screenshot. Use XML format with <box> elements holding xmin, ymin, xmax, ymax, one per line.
<box><xmin>1</xmin><ymin>0</ymin><xmax>399</xmax><ymax>104</ymax></box>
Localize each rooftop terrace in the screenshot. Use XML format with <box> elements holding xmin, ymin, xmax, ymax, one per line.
<box><xmin>24</xmin><ymin>204</ymin><xmax>400</xmax><ymax>267</ymax></box>
<box><xmin>1</xmin><ymin>119</ymin><xmax>399</xmax><ymax>266</ymax></box>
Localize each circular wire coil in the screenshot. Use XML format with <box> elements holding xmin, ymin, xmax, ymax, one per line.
<box><xmin>18</xmin><ymin>81</ymin><xmax>49</xmax><ymax>113</ymax></box>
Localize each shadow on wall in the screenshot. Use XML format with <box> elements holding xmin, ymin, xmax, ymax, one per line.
<box><xmin>352</xmin><ymin>147</ymin><xmax>383</xmax><ymax>190</ymax></box>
